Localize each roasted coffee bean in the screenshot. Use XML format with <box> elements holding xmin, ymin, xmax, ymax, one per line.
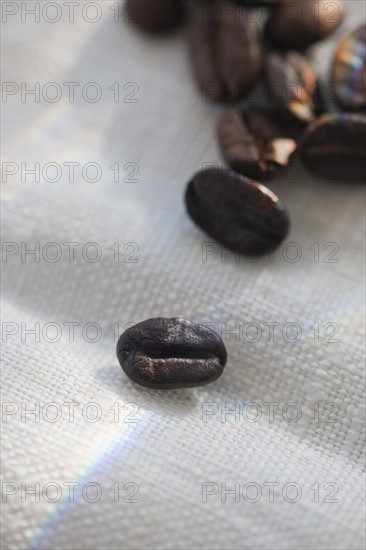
<box><xmin>234</xmin><ymin>0</ymin><xmax>280</xmax><ymax>4</ymax></box>
<box><xmin>299</xmin><ymin>113</ymin><xmax>366</xmax><ymax>182</ymax></box>
<box><xmin>117</xmin><ymin>318</ymin><xmax>227</xmax><ymax>389</ymax></box>
<box><xmin>217</xmin><ymin>107</ymin><xmax>297</xmax><ymax>180</ymax></box>
<box><xmin>266</xmin><ymin>51</ymin><xmax>324</xmax><ymax>123</ymax></box>
<box><xmin>332</xmin><ymin>25</ymin><xmax>366</xmax><ymax>112</ymax></box>
<box><xmin>124</xmin><ymin>0</ymin><xmax>184</xmax><ymax>34</ymax></box>
<box><xmin>185</xmin><ymin>168</ymin><xmax>289</xmax><ymax>255</ymax></box>
<box><xmin>187</xmin><ymin>1</ymin><xmax>263</xmax><ymax>102</ymax></box>
<box><xmin>265</xmin><ymin>0</ymin><xmax>344</xmax><ymax>50</ymax></box>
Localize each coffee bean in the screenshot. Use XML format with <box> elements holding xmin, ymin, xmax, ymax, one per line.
<box><xmin>234</xmin><ymin>0</ymin><xmax>280</xmax><ymax>4</ymax></box>
<box><xmin>265</xmin><ymin>0</ymin><xmax>344</xmax><ymax>50</ymax></box>
<box><xmin>217</xmin><ymin>107</ymin><xmax>297</xmax><ymax>180</ymax></box>
<box><xmin>332</xmin><ymin>25</ymin><xmax>366</xmax><ymax>112</ymax></box>
<box><xmin>266</xmin><ymin>51</ymin><xmax>324</xmax><ymax>123</ymax></box>
<box><xmin>124</xmin><ymin>0</ymin><xmax>184</xmax><ymax>34</ymax></box>
<box><xmin>187</xmin><ymin>1</ymin><xmax>263</xmax><ymax>102</ymax></box>
<box><xmin>299</xmin><ymin>113</ymin><xmax>366</xmax><ymax>182</ymax></box>
<box><xmin>185</xmin><ymin>168</ymin><xmax>290</xmax><ymax>255</ymax></box>
<box><xmin>117</xmin><ymin>318</ymin><xmax>227</xmax><ymax>389</ymax></box>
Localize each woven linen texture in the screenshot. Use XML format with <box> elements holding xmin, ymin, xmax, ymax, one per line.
<box><xmin>2</xmin><ymin>1</ymin><xmax>365</xmax><ymax>549</ymax></box>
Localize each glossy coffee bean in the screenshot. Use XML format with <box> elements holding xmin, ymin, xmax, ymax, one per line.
<box><xmin>117</xmin><ymin>318</ymin><xmax>227</xmax><ymax>389</ymax></box>
<box><xmin>185</xmin><ymin>168</ymin><xmax>289</xmax><ymax>255</ymax></box>
<box><xmin>124</xmin><ymin>0</ymin><xmax>184</xmax><ymax>34</ymax></box>
<box><xmin>266</xmin><ymin>51</ymin><xmax>324</xmax><ymax>123</ymax></box>
<box><xmin>332</xmin><ymin>25</ymin><xmax>366</xmax><ymax>112</ymax></box>
<box><xmin>217</xmin><ymin>107</ymin><xmax>297</xmax><ymax>180</ymax></box>
<box><xmin>187</xmin><ymin>1</ymin><xmax>263</xmax><ymax>102</ymax></box>
<box><xmin>300</xmin><ymin>113</ymin><xmax>366</xmax><ymax>182</ymax></box>
<box><xmin>265</xmin><ymin>0</ymin><xmax>344</xmax><ymax>50</ymax></box>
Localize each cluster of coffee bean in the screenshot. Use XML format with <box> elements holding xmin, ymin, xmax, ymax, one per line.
<box><xmin>125</xmin><ymin>0</ymin><xmax>365</xmax><ymax>257</ymax></box>
<box><xmin>117</xmin><ymin>0</ymin><xmax>365</xmax><ymax>390</ymax></box>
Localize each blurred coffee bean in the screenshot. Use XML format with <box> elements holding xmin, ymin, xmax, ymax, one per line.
<box><xmin>332</xmin><ymin>25</ymin><xmax>366</xmax><ymax>112</ymax></box>
<box><xmin>187</xmin><ymin>0</ymin><xmax>263</xmax><ymax>102</ymax></box>
<box><xmin>202</xmin><ymin>0</ymin><xmax>280</xmax><ymax>6</ymax></box>
<box><xmin>300</xmin><ymin>113</ymin><xmax>366</xmax><ymax>182</ymax></box>
<box><xmin>266</xmin><ymin>51</ymin><xmax>324</xmax><ymax>123</ymax></box>
<box><xmin>185</xmin><ymin>168</ymin><xmax>289</xmax><ymax>255</ymax></box>
<box><xmin>217</xmin><ymin>107</ymin><xmax>297</xmax><ymax>180</ymax></box>
<box><xmin>234</xmin><ymin>0</ymin><xmax>280</xmax><ymax>4</ymax></box>
<box><xmin>124</xmin><ymin>0</ymin><xmax>184</xmax><ymax>34</ymax></box>
<box><xmin>265</xmin><ymin>0</ymin><xmax>344</xmax><ymax>50</ymax></box>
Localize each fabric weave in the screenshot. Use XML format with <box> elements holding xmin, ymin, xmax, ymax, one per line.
<box><xmin>2</xmin><ymin>2</ymin><xmax>365</xmax><ymax>549</ymax></box>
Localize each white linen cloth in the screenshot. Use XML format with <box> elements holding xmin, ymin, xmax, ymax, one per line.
<box><xmin>1</xmin><ymin>1</ymin><xmax>365</xmax><ymax>549</ymax></box>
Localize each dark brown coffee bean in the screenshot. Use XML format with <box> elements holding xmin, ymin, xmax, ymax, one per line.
<box><xmin>117</xmin><ymin>318</ymin><xmax>227</xmax><ymax>389</ymax></box>
<box><xmin>124</xmin><ymin>0</ymin><xmax>184</xmax><ymax>34</ymax></box>
<box><xmin>266</xmin><ymin>51</ymin><xmax>324</xmax><ymax>123</ymax></box>
<box><xmin>265</xmin><ymin>0</ymin><xmax>344</xmax><ymax>50</ymax></box>
<box><xmin>217</xmin><ymin>107</ymin><xmax>297</xmax><ymax>180</ymax></box>
<box><xmin>299</xmin><ymin>113</ymin><xmax>366</xmax><ymax>182</ymax></box>
<box><xmin>332</xmin><ymin>25</ymin><xmax>366</xmax><ymax>112</ymax></box>
<box><xmin>187</xmin><ymin>1</ymin><xmax>263</xmax><ymax>102</ymax></box>
<box><xmin>234</xmin><ymin>0</ymin><xmax>280</xmax><ymax>4</ymax></box>
<box><xmin>185</xmin><ymin>168</ymin><xmax>289</xmax><ymax>255</ymax></box>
